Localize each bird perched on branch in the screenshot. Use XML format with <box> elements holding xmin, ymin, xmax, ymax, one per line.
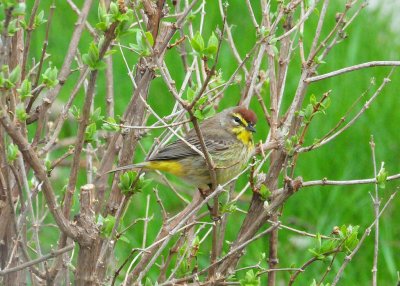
<box><xmin>108</xmin><ymin>106</ymin><xmax>257</xmax><ymax>189</ymax></box>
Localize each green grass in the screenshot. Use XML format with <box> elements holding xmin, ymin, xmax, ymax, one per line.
<box><xmin>25</xmin><ymin>0</ymin><xmax>400</xmax><ymax>285</ymax></box>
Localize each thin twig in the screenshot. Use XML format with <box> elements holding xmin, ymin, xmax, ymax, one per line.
<box><xmin>288</xmin><ymin>248</ymin><xmax>341</xmax><ymax>286</ymax></box>
<box><xmin>306</xmin><ymin>61</ymin><xmax>400</xmax><ymax>83</ymax></box>
<box><xmin>274</xmin><ymin>172</ymin><xmax>400</xmax><ymax>193</ymax></box>
<box><xmin>331</xmin><ymin>190</ymin><xmax>398</xmax><ymax>286</ymax></box>
<box><xmin>370</xmin><ymin>136</ymin><xmax>380</xmax><ymax>286</ymax></box>
<box><xmin>66</xmin><ymin>0</ymin><xmax>98</xmax><ymax>38</ymax></box>
<box><xmin>21</xmin><ymin>0</ymin><xmax>40</xmax><ymax>80</ymax></box>
<box><xmin>0</xmin><ymin>244</ymin><xmax>74</xmax><ymax>276</ymax></box>
<box><xmin>299</xmin><ymin>70</ymin><xmax>395</xmax><ymax>152</ymax></box>
<box><xmin>27</xmin><ymin>0</ymin><xmax>94</xmax><ymax>124</ymax></box>
<box><xmin>159</xmin><ymin>222</ymin><xmax>281</xmax><ymax>286</ymax></box>
<box><xmin>27</xmin><ymin>1</ymin><xmax>55</xmax><ymax>112</ymax></box>
<box><xmin>0</xmin><ymin>108</ymin><xmax>90</xmax><ymax>244</ymax></box>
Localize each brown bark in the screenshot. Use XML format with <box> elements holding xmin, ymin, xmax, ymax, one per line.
<box><xmin>75</xmin><ymin>184</ymin><xmax>100</xmax><ymax>286</ymax></box>
<box><xmin>94</xmin><ymin>19</ymin><xmax>176</xmax><ymax>284</ymax></box>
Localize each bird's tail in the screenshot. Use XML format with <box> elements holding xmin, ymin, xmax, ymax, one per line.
<box><xmin>104</xmin><ymin>162</ymin><xmax>149</xmax><ymax>174</ymax></box>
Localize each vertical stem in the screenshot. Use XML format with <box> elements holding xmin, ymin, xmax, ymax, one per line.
<box><xmin>208</xmin><ymin>197</ymin><xmax>220</xmax><ymax>278</ymax></box>
<box><xmin>370</xmin><ymin>136</ymin><xmax>380</xmax><ymax>286</ymax></box>
<box><xmin>267</xmin><ymin>214</ymin><xmax>279</xmax><ymax>286</ymax></box>
<box><xmin>21</xmin><ymin>0</ymin><xmax>41</xmax><ymax>80</ymax></box>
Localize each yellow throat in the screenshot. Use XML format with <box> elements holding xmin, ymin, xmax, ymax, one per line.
<box><xmin>231</xmin><ymin>112</ymin><xmax>254</xmax><ymax>147</ymax></box>
<box><xmin>232</xmin><ymin>126</ymin><xmax>254</xmax><ymax>147</ymax></box>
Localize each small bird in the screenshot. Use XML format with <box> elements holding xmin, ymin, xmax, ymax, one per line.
<box><xmin>110</xmin><ymin>106</ymin><xmax>257</xmax><ymax>189</ymax></box>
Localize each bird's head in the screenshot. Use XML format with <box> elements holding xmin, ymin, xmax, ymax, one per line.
<box><xmin>225</xmin><ymin>107</ymin><xmax>257</xmax><ymax>146</ymax></box>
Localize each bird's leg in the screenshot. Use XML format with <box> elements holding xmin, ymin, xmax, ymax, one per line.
<box><xmin>198</xmin><ymin>186</ymin><xmax>216</xmax><ymax>216</ymax></box>
<box><xmin>199</xmin><ymin>184</ymin><xmax>221</xmax><ymax>222</ymax></box>
<box><xmin>198</xmin><ymin>185</ymin><xmax>212</xmax><ymax>198</ymax></box>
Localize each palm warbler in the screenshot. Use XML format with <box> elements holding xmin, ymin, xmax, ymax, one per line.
<box><xmin>110</xmin><ymin>106</ymin><xmax>257</xmax><ymax>188</ymax></box>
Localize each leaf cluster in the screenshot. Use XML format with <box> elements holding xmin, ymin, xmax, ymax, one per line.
<box><xmin>118</xmin><ymin>171</ymin><xmax>151</xmax><ymax>196</ymax></box>
<box><xmin>185</xmin><ymin>86</ymin><xmax>215</xmax><ymax>120</ymax></box>
<box><xmin>308</xmin><ymin>225</ymin><xmax>360</xmax><ymax>260</ymax></box>
<box><xmin>190</xmin><ymin>31</ymin><xmax>218</xmax><ymax>58</ymax></box>
<box><xmin>298</xmin><ymin>94</ymin><xmax>331</xmax><ymax>125</ymax></box>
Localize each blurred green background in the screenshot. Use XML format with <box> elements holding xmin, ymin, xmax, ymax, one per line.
<box><xmin>26</xmin><ymin>0</ymin><xmax>400</xmax><ymax>284</ymax></box>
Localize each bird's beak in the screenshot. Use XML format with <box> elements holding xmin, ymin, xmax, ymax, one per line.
<box><xmin>246</xmin><ymin>124</ymin><xmax>256</xmax><ymax>133</ymax></box>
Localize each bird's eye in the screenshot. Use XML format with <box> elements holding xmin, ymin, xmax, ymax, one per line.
<box><xmin>233</xmin><ymin>117</ymin><xmax>242</xmax><ymax>125</ymax></box>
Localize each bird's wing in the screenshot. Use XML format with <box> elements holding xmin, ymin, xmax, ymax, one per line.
<box><xmin>149</xmin><ymin>136</ymin><xmax>232</xmax><ymax>161</ymax></box>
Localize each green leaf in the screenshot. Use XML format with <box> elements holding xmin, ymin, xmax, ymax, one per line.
<box><xmin>259</xmin><ymin>26</ymin><xmax>270</xmax><ymax>37</ymax></box>
<box><xmin>104</xmin><ymin>49</ymin><xmax>117</xmax><ymax>57</ymax></box>
<box><xmin>202</xmin><ymin>105</ymin><xmax>215</xmax><ymax>118</ymax></box>
<box><xmin>310</xmin><ymin>94</ymin><xmax>317</xmax><ymax>106</ymax></box>
<box><xmin>285</xmin><ymin>135</ymin><xmax>298</xmax><ymax>156</ymax></box>
<box><xmin>376</xmin><ymin>162</ymin><xmax>387</xmax><ymax>189</ymax></box>
<box><xmin>83</xmin><ymin>42</ymin><xmax>101</xmax><ymax>70</ymax></box>
<box><xmin>129</xmin><ymin>30</ymin><xmax>152</xmax><ymax>56</ymax></box>
<box><xmin>42</xmin><ymin>66</ymin><xmax>59</xmax><ymax>87</ymax></box>
<box><xmin>7</xmin><ymin>19</ymin><xmax>20</xmax><ymax>36</ymax></box>
<box><xmin>69</xmin><ymin>105</ymin><xmax>80</xmax><ymax>120</ymax></box>
<box><xmin>97</xmin><ymin>4</ymin><xmax>110</xmax><ymax>31</ymax></box>
<box><xmin>15</xmin><ymin>104</ymin><xmax>27</xmax><ymax>121</ymax></box>
<box><xmin>135</xmin><ymin>173</ymin><xmax>151</xmax><ymax>193</ymax></box>
<box><xmin>0</xmin><ymin>71</ymin><xmax>4</xmax><ymax>87</ymax></box>
<box><xmin>102</xmin><ymin>117</ymin><xmax>120</xmax><ymax>132</ymax></box>
<box><xmin>343</xmin><ymin>225</ymin><xmax>359</xmax><ymax>252</ymax></box>
<box><xmin>119</xmin><ymin>235</ymin><xmax>130</xmax><ymax>244</ymax></box>
<box><xmin>269</xmin><ymin>37</ymin><xmax>278</xmax><ymax>45</ymax></box>
<box><xmin>144</xmin><ymin>278</ymin><xmax>153</xmax><ymax>286</ymax></box>
<box><xmin>97</xmin><ymin>214</ymin><xmax>105</xmax><ymax>226</ymax></box>
<box><xmin>320</xmin><ymin>238</ymin><xmax>338</xmax><ymax>254</ymax></box>
<box><xmin>45</xmin><ymin>159</ymin><xmax>52</xmax><ymax>172</ymax></box>
<box><xmin>98</xmin><ymin>4</ymin><xmax>107</xmax><ymax>21</ymax></box>
<box><xmin>136</xmin><ymin>29</ymin><xmax>144</xmax><ymax>48</ymax></box>
<box><xmin>12</xmin><ymin>2</ymin><xmax>26</xmax><ymax>16</ymax></box>
<box><xmin>220</xmin><ymin>201</ymin><xmax>237</xmax><ymax>214</ymax></box>
<box><xmin>90</xmin><ymin>107</ymin><xmax>103</xmax><ymax>123</ymax></box>
<box><xmin>192</xmin><ymin>236</ymin><xmax>200</xmax><ymax>248</ymax></box>
<box><xmin>7</xmin><ymin>143</ymin><xmax>19</xmax><ymax>162</ymax></box>
<box><xmin>196</xmin><ymin>96</ymin><xmax>207</xmax><ymax>106</ymax></box>
<box><xmin>19</xmin><ymin>19</ymin><xmax>28</xmax><ymax>30</ymax></box>
<box><xmin>17</xmin><ymin>79</ymin><xmax>32</xmax><ymax>100</ymax></box>
<box><xmin>118</xmin><ymin>171</ymin><xmax>139</xmax><ymax>195</ymax></box>
<box><xmin>315</xmin><ymin>55</ymin><xmax>326</xmax><ymax>64</ymax></box>
<box><xmin>177</xmin><ymin>259</ymin><xmax>189</xmax><ymax>277</ymax></box>
<box><xmin>115</xmin><ymin>21</ymin><xmax>134</xmax><ymax>38</ymax></box>
<box><xmin>239</xmin><ymin>270</ymin><xmax>260</xmax><ymax>286</ymax></box>
<box><xmin>193</xmin><ymin>109</ymin><xmax>204</xmax><ymax>120</ymax></box>
<box><xmin>270</xmin><ymin>44</ymin><xmax>279</xmax><ymax>56</ymax></box>
<box><xmin>308</xmin><ymin>232</ymin><xmax>337</xmax><ymax>260</ymax></box>
<box><xmin>190</xmin><ymin>31</ymin><xmax>205</xmax><ymax>53</ymax></box>
<box><xmin>186</xmin><ymin>87</ymin><xmax>196</xmax><ymax>102</ymax></box>
<box><xmin>304</xmin><ymin>104</ymin><xmax>313</xmax><ymax>119</ymax></box>
<box><xmin>85</xmin><ymin>123</ymin><xmax>97</xmax><ymax>142</ymax></box>
<box><xmin>96</xmin><ymin>21</ymin><xmax>109</xmax><ymax>32</ymax></box>
<box><xmin>33</xmin><ymin>10</ymin><xmax>47</xmax><ymax>28</ymax></box>
<box><xmin>94</xmin><ymin>60</ymin><xmax>107</xmax><ymax>70</ymax></box>
<box><xmin>187</xmin><ymin>11</ymin><xmax>196</xmax><ymax>22</ymax></box>
<box><xmin>9</xmin><ymin>65</ymin><xmax>21</xmax><ymax>85</ymax></box>
<box><xmin>109</xmin><ymin>2</ymin><xmax>119</xmax><ymax>17</ymax></box>
<box><xmin>204</xmin><ymin>32</ymin><xmax>218</xmax><ymax>57</ymax></box>
<box><xmin>144</xmin><ymin>31</ymin><xmax>154</xmax><ymax>46</ymax></box>
<box><xmin>101</xmin><ymin>214</ymin><xmax>116</xmax><ymax>237</ymax></box>
<box><xmin>259</xmin><ymin>185</ymin><xmax>271</xmax><ymax>201</ymax></box>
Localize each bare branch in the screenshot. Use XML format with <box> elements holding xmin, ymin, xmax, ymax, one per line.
<box><xmin>0</xmin><ymin>110</ymin><xmax>92</xmax><ymax>245</ymax></box>
<box><xmin>0</xmin><ymin>245</ymin><xmax>74</xmax><ymax>276</ymax></box>
<box><xmin>306</xmin><ymin>61</ymin><xmax>400</xmax><ymax>83</ymax></box>
<box><xmin>299</xmin><ymin>70</ymin><xmax>394</xmax><ymax>152</ymax></box>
